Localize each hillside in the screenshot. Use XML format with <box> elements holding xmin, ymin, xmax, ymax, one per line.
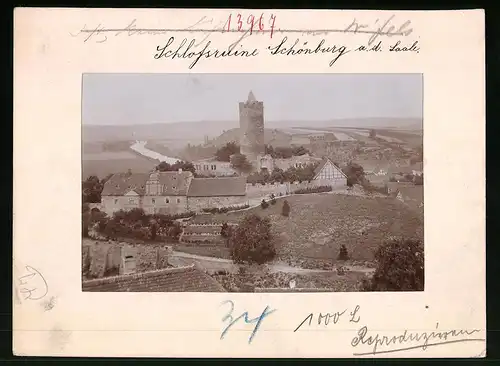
<box><xmin>83</xmin><ymin>118</ymin><xmax>422</xmax><ymax>143</ymax></box>
<box><xmin>210</xmin><ymin>128</ymin><xmax>292</xmax><ymax>147</ymax></box>
<box><xmin>191</xmin><ymin>193</ymin><xmax>424</xmax><ymax>269</ymax></box>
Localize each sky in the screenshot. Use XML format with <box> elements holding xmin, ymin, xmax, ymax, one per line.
<box><xmin>82</xmin><ymin>73</ymin><xmax>422</xmax><ymax>125</ymax></box>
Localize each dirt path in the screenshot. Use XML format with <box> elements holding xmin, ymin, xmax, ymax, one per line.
<box><xmin>171</xmin><ymin>251</ymin><xmax>375</xmax><ymax>274</ymax></box>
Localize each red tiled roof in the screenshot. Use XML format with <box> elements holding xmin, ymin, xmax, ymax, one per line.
<box><xmin>187</xmin><ymin>177</ymin><xmax>247</xmax><ymax>197</ymax></box>
<box><xmin>82</xmin><ymin>264</ymin><xmax>226</xmax><ymax>292</ymax></box>
<box><xmin>101</xmin><ymin>171</ymin><xmax>193</xmax><ymax>196</ymax></box>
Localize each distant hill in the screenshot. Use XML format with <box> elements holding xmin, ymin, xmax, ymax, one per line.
<box><xmin>83</xmin><ymin>118</ymin><xmax>422</xmax><ymax>143</ymax></box>
<box><xmin>211</xmin><ymin>128</ymin><xmax>292</xmax><ymax>147</ymax></box>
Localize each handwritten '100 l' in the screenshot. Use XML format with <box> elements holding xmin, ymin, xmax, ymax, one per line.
<box><xmin>220</xmin><ymin>300</ymin><xmax>276</xmax><ymax>344</ymax></box>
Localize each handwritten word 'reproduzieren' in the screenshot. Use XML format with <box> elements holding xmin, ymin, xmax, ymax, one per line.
<box><xmin>220</xmin><ymin>300</ymin><xmax>276</xmax><ymax>344</ymax></box>
<box><xmin>294</xmin><ymin>305</ymin><xmax>361</xmax><ymax>332</ymax></box>
<box><xmin>223</xmin><ymin>13</ymin><xmax>277</xmax><ymax>38</ymax></box>
<box><xmin>16</xmin><ymin>265</ymin><xmax>49</xmax><ymax>301</ymax></box>
<box><xmin>351</xmin><ymin>323</ymin><xmax>484</xmax><ymax>356</ymax></box>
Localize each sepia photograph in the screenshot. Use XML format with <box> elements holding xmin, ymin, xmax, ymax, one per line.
<box><xmin>81</xmin><ymin>73</ymin><xmax>424</xmax><ymax>293</ymax></box>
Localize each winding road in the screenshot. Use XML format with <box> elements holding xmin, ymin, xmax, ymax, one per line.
<box><xmin>171</xmin><ymin>251</ymin><xmax>375</xmax><ymax>275</ymax></box>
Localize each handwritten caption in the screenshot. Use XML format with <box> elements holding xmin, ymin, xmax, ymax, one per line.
<box><xmin>220</xmin><ymin>303</ymin><xmax>483</xmax><ymax>355</ymax></box>
<box><xmin>71</xmin><ymin>14</ymin><xmax>420</xmax><ymax>69</ymax></box>
<box><xmin>220</xmin><ymin>300</ymin><xmax>276</xmax><ymax>344</ymax></box>
<box><xmin>16</xmin><ymin>265</ymin><xmax>48</xmax><ymax>301</ymax></box>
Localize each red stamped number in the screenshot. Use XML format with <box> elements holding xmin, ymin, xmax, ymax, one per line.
<box><xmin>225</xmin><ymin>13</ymin><xmax>277</xmax><ymax>38</ymax></box>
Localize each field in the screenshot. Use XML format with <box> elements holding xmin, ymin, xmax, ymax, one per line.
<box><xmin>82</xmin><ymin>153</ymin><xmax>158</xmax><ymax>179</ymax></box>
<box><xmin>191</xmin><ymin>193</ymin><xmax>423</xmax><ymax>268</ymax></box>
<box><xmin>82</xmin><ymin>140</ymin><xmax>160</xmax><ymax>179</ymax></box>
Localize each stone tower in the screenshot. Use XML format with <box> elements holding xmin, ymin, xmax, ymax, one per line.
<box><xmin>239</xmin><ymin>91</ymin><xmax>265</xmax><ymax>162</ymax></box>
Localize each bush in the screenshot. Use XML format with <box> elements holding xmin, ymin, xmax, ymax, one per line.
<box><xmin>261</xmin><ymin>199</ymin><xmax>269</xmax><ymax>209</ymax></box>
<box><xmin>362</xmin><ymin>238</ymin><xmax>424</xmax><ymax>291</ymax></box>
<box><xmin>414</xmin><ymin>174</ymin><xmax>423</xmax><ymax>185</ymax></box>
<box><xmin>229</xmin><ymin>214</ymin><xmax>276</xmax><ymax>264</ymax></box>
<box><xmin>294</xmin><ymin>186</ymin><xmax>332</xmax><ymax>194</ymax></box>
<box><xmin>220</xmin><ymin>223</ymin><xmax>230</xmax><ymax>238</ymax></box>
<box><xmin>201</xmin><ymin>204</ymin><xmax>249</xmax><ymax>214</ymax></box>
<box><xmin>337</xmin><ymin>244</ymin><xmax>349</xmax><ymax>260</ymax></box>
<box><xmin>282</xmin><ymin>200</ymin><xmax>290</xmax><ymax>217</ymax></box>
<box><xmin>270</xmin><ymin>194</ymin><xmax>277</xmax><ymax>205</ymax></box>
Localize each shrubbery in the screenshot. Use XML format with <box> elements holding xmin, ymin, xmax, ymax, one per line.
<box><xmin>95</xmin><ymin>208</ymin><xmax>191</xmax><ymax>242</ymax></box>
<box><xmin>337</xmin><ymin>244</ymin><xmax>349</xmax><ymax>261</ymax></box>
<box><xmin>201</xmin><ymin>204</ymin><xmax>249</xmax><ymax>214</ymax></box>
<box><xmin>361</xmin><ymin>238</ymin><xmax>424</xmax><ymax>291</ymax></box>
<box><xmin>294</xmin><ymin>185</ymin><xmax>332</xmax><ymax>194</ymax></box>
<box><xmin>228</xmin><ymin>214</ymin><xmax>276</xmax><ymax>264</ymax></box>
<box><xmin>282</xmin><ymin>200</ymin><xmax>290</xmax><ymax>217</ymax></box>
<box><xmin>261</xmin><ymin>199</ymin><xmax>269</xmax><ymax>209</ymax></box>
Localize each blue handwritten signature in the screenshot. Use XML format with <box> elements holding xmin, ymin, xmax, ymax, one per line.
<box><xmin>220</xmin><ymin>300</ymin><xmax>276</xmax><ymax>344</ymax></box>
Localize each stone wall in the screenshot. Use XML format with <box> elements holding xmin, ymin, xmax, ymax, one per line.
<box><xmin>101</xmin><ymin>195</ymin><xmax>188</xmax><ymax>216</ymax></box>
<box><xmin>187</xmin><ymin>196</ymin><xmax>249</xmax><ymax>212</ymax></box>
<box><xmin>246</xmin><ymin>182</ymin><xmax>290</xmax><ymax>199</ymax></box>
<box><xmin>141</xmin><ymin>195</ymin><xmax>188</xmax><ymax>215</ymax></box>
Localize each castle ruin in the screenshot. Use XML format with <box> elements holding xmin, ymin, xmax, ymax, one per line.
<box><xmin>239</xmin><ymin>91</ymin><xmax>265</xmax><ymax>162</ymax></box>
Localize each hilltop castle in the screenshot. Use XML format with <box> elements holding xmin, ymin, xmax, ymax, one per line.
<box><xmin>239</xmin><ymin>91</ymin><xmax>265</xmax><ymax>163</ymax></box>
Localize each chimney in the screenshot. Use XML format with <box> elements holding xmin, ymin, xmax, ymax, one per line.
<box><xmin>120</xmin><ymin>246</ymin><xmax>137</xmax><ymax>275</ymax></box>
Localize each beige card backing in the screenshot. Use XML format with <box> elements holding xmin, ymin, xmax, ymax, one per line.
<box><xmin>13</xmin><ymin>8</ymin><xmax>485</xmax><ymax>358</ymax></box>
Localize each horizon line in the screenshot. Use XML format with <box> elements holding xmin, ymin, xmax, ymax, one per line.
<box><xmin>83</xmin><ymin>116</ymin><xmax>424</xmax><ymax>127</ymax></box>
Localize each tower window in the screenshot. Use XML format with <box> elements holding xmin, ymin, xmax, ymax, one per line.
<box><xmin>166</xmin><ymin>198</ymin><xmax>169</xmax><ymax>203</ymax></box>
<box><xmin>152</xmin><ymin>199</ymin><xmax>155</xmax><ymax>204</ymax></box>
<box><xmin>177</xmin><ymin>198</ymin><xmax>181</xmax><ymax>203</ymax></box>
<box><xmin>114</xmin><ymin>199</ymin><xmax>118</xmax><ymax>204</ymax></box>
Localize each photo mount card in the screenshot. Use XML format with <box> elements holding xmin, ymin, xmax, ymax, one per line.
<box><xmin>13</xmin><ymin>8</ymin><xmax>485</xmax><ymax>358</ymax></box>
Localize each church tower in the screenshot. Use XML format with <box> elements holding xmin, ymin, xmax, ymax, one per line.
<box><xmin>239</xmin><ymin>91</ymin><xmax>265</xmax><ymax>162</ymax></box>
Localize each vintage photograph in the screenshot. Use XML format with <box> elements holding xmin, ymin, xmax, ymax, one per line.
<box><xmin>81</xmin><ymin>73</ymin><xmax>424</xmax><ymax>293</ymax></box>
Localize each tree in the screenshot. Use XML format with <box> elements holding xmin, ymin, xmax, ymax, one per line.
<box><xmin>337</xmin><ymin>244</ymin><xmax>349</xmax><ymax>260</ymax></box>
<box><xmin>156</xmin><ymin>160</ymin><xmax>196</xmax><ymax>174</ymax></box>
<box><xmin>270</xmin><ymin>168</ymin><xmax>286</xmax><ymax>183</ymax></box>
<box><xmin>220</xmin><ymin>223</ymin><xmax>230</xmax><ymax>238</ymax></box>
<box><xmin>230</xmin><ymin>153</ymin><xmax>253</xmax><ymax>173</ymax></box>
<box><xmin>414</xmin><ymin>174</ymin><xmax>423</xmax><ymax>185</ymax></box>
<box><xmin>369</xmin><ymin>129</ymin><xmax>377</xmax><ymax>138</ymax></box>
<box><xmin>150</xmin><ymin>222</ymin><xmax>157</xmax><ymax>240</ymax></box>
<box><xmin>342</xmin><ymin>163</ymin><xmax>365</xmax><ymax>185</ymax></box>
<box><xmin>292</xmin><ymin>145</ymin><xmax>310</xmax><ymax>156</ymax></box>
<box><xmin>261</xmin><ymin>199</ymin><xmax>269</xmax><ymax>209</ymax></box>
<box><xmin>216</xmin><ymin>142</ymin><xmax>240</xmax><ymax>162</ymax></box>
<box><xmin>362</xmin><ymin>238</ymin><xmax>424</xmax><ymax>291</ymax></box>
<box><xmin>82</xmin><ymin>175</ymin><xmax>104</xmax><ymax>203</ymax></box>
<box><xmin>229</xmin><ymin>214</ymin><xmax>276</xmax><ymax>264</ymax></box>
<box><xmin>282</xmin><ymin>200</ymin><xmax>290</xmax><ymax>217</ymax></box>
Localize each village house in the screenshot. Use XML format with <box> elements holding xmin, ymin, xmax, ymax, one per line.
<box><xmin>100</xmin><ymin>170</ymin><xmax>194</xmax><ymax>216</ymax></box>
<box><xmin>100</xmin><ymin>170</ymin><xmax>248</xmax><ymax>216</ymax></box>
<box><xmin>273</xmin><ymin>153</ymin><xmax>322</xmax><ymax>171</ymax></box>
<box><xmin>192</xmin><ymin>159</ymin><xmax>236</xmax><ymax>177</ymax></box>
<box><xmin>82</xmin><ymin>264</ymin><xmax>226</xmax><ymax>292</ymax></box>
<box><xmin>186</xmin><ymin>177</ymin><xmax>248</xmax><ymax>211</ymax></box>
<box><xmin>312</xmin><ymin>158</ymin><xmax>348</xmax><ymax>186</ymax></box>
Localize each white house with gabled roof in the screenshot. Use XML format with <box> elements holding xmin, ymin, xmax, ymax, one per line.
<box><xmin>312</xmin><ymin>158</ymin><xmax>348</xmax><ymax>187</ymax></box>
